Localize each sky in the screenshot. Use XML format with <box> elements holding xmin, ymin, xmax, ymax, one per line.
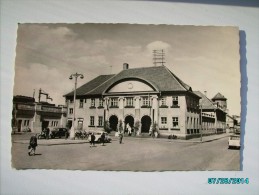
<box><xmin>13</xmin><ymin>24</ymin><xmax>240</xmax><ymax>116</ymax></box>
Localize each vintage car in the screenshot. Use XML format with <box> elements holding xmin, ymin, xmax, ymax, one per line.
<box><xmin>49</xmin><ymin>128</ymin><xmax>69</xmax><ymax>139</ymax></box>
<box><xmin>228</xmin><ymin>134</ymin><xmax>240</xmax><ymax>149</ymax></box>
<box><xmin>88</xmin><ymin>131</ymin><xmax>111</xmax><ymax>143</ymax></box>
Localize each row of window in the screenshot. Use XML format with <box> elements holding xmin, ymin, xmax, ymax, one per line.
<box><xmin>187</xmin><ymin>129</ymin><xmax>200</xmax><ymax>134</ymax></box>
<box><xmin>50</xmin><ymin>121</ymin><xmax>58</xmax><ymax>127</ymax></box>
<box><xmin>187</xmin><ymin>117</ymin><xmax>200</xmax><ymax>129</ymax></box>
<box><xmin>90</xmin><ymin>116</ymin><xmax>103</xmax><ymax>127</ymax></box>
<box><xmin>72</xmin><ymin>96</ymin><xmax>180</xmax><ymax>109</ymax></box>
<box><xmin>23</xmin><ymin>120</ymin><xmax>30</xmax><ymax>126</ymax></box>
<box><xmin>160</xmin><ymin>117</ymin><xmax>179</xmax><ymax>128</ymax></box>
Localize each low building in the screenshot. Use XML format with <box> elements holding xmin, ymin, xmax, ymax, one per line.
<box><xmin>194</xmin><ymin>91</ymin><xmax>227</xmax><ymax>135</ymax></box>
<box><xmin>64</xmin><ymin>64</ymin><xmax>201</xmax><ymax>139</ymax></box>
<box><xmin>12</xmin><ymin>95</ymin><xmax>67</xmax><ymax>133</ymax></box>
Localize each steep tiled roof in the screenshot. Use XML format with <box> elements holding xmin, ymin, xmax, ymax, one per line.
<box><xmin>64</xmin><ymin>66</ymin><xmax>195</xmax><ymax>97</ymax></box>
<box><xmin>64</xmin><ymin>74</ymin><xmax>115</xmax><ymax>97</ymax></box>
<box><xmin>212</xmin><ymin>92</ymin><xmax>227</xmax><ymax>100</ymax></box>
<box><xmin>193</xmin><ymin>91</ymin><xmax>216</xmax><ymax>109</ymax></box>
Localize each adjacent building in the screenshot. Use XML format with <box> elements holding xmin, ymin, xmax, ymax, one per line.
<box><xmin>12</xmin><ymin>95</ymin><xmax>67</xmax><ymax>133</ymax></box>
<box><xmin>194</xmin><ymin>91</ymin><xmax>227</xmax><ymax>135</ymax></box>
<box><xmin>64</xmin><ymin>64</ymin><xmax>202</xmax><ymax>139</ymax></box>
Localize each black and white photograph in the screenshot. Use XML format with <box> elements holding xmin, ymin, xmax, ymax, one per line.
<box><xmin>11</xmin><ymin>23</ymin><xmax>241</xmax><ymax>171</ymax></box>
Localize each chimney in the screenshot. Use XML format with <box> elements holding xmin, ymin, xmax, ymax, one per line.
<box><xmin>123</xmin><ymin>63</ymin><xmax>129</xmax><ymax>70</ymax></box>
<box><xmin>204</xmin><ymin>91</ymin><xmax>207</xmax><ymax>97</ymax></box>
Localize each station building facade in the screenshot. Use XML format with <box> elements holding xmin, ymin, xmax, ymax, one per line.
<box><xmin>64</xmin><ymin>65</ymin><xmax>203</xmax><ymax>139</ymax></box>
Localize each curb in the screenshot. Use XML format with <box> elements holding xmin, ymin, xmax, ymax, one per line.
<box><xmin>13</xmin><ymin>135</ymin><xmax>229</xmax><ymax>146</ymax></box>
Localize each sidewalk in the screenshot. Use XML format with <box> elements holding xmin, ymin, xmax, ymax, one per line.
<box><xmin>12</xmin><ymin>132</ymin><xmax>230</xmax><ymax>146</ymax></box>
<box><xmin>121</xmin><ymin>132</ymin><xmax>230</xmax><ymax>143</ymax></box>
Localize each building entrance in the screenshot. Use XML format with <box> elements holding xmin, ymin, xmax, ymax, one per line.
<box><xmin>125</xmin><ymin>115</ymin><xmax>134</xmax><ymax>132</ymax></box>
<box><xmin>18</xmin><ymin>120</ymin><xmax>22</xmax><ymax>132</ymax></box>
<box><xmin>141</xmin><ymin>115</ymin><xmax>151</xmax><ymax>133</ymax></box>
<box><xmin>67</xmin><ymin>120</ymin><xmax>72</xmax><ymax>129</ymax></box>
<box><xmin>125</xmin><ymin>115</ymin><xmax>134</xmax><ymax>127</ymax></box>
<box><xmin>109</xmin><ymin>115</ymin><xmax>118</xmax><ymax>131</ymax></box>
<box><xmin>42</xmin><ymin>121</ymin><xmax>49</xmax><ymax>131</ymax></box>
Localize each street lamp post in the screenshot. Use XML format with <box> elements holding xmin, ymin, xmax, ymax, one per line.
<box><xmin>200</xmin><ymin>104</ymin><xmax>203</xmax><ymax>142</ymax></box>
<box><xmin>69</xmin><ymin>72</ymin><xmax>84</xmax><ymax>139</ymax></box>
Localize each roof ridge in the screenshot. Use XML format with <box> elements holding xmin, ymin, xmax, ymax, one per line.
<box><xmin>194</xmin><ymin>91</ymin><xmax>217</xmax><ymax>108</ymax></box>
<box><xmin>85</xmin><ymin>73</ymin><xmax>120</xmax><ymax>95</ymax></box>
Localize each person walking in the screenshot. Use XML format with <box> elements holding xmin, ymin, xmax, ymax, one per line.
<box><xmin>28</xmin><ymin>134</ymin><xmax>38</xmax><ymax>156</ymax></box>
<box><xmin>101</xmin><ymin>132</ymin><xmax>105</xmax><ymax>146</ymax></box>
<box><xmin>119</xmin><ymin>132</ymin><xmax>123</xmax><ymax>144</ymax></box>
<box><xmin>90</xmin><ymin>133</ymin><xmax>96</xmax><ymax>147</ymax></box>
<box><xmin>46</xmin><ymin>128</ymin><xmax>50</xmax><ymax>139</ymax></box>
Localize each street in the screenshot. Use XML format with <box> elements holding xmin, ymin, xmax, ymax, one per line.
<box><xmin>12</xmin><ymin>134</ymin><xmax>240</xmax><ymax>171</ymax></box>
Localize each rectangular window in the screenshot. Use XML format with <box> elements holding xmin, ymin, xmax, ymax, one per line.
<box><xmin>161</xmin><ymin>97</ymin><xmax>167</xmax><ymax>106</ymax></box>
<box><xmin>126</xmin><ymin>97</ymin><xmax>133</xmax><ymax>107</ymax></box>
<box><xmin>91</xmin><ymin>98</ymin><xmax>95</xmax><ymax>107</ymax></box>
<box><xmin>23</xmin><ymin>120</ymin><xmax>29</xmax><ymax>126</ymax></box>
<box><xmin>98</xmin><ymin>116</ymin><xmax>103</xmax><ymax>126</ymax></box>
<box><xmin>161</xmin><ymin>117</ymin><xmax>167</xmax><ymax>124</ymax></box>
<box><xmin>79</xmin><ymin>99</ymin><xmax>84</xmax><ymax>108</ymax></box>
<box><xmin>172</xmin><ymin>117</ymin><xmax>179</xmax><ymax>128</ymax></box>
<box><xmin>78</xmin><ymin>121</ymin><xmax>83</xmax><ymax>130</ymax></box>
<box><xmin>142</xmin><ymin>97</ymin><xmax>150</xmax><ymax>106</ymax></box>
<box><xmin>99</xmin><ymin>98</ymin><xmax>104</xmax><ymax>107</ymax></box>
<box><xmin>69</xmin><ymin>108</ymin><xmax>73</xmax><ymax>114</ymax></box>
<box><xmin>110</xmin><ymin>98</ymin><xmax>118</xmax><ymax>107</ymax></box>
<box><xmin>172</xmin><ymin>96</ymin><xmax>178</xmax><ymax>106</ymax></box>
<box><xmin>90</xmin><ymin>116</ymin><xmax>95</xmax><ymax>126</ymax></box>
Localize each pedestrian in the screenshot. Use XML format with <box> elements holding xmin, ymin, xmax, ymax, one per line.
<box><xmin>127</xmin><ymin>123</ymin><xmax>132</xmax><ymax>136</ymax></box>
<box><xmin>28</xmin><ymin>134</ymin><xmax>38</xmax><ymax>156</ymax></box>
<box><xmin>152</xmin><ymin>129</ymin><xmax>155</xmax><ymax>138</ymax></box>
<box><xmin>46</xmin><ymin>128</ymin><xmax>50</xmax><ymax>139</ymax></box>
<box><xmin>119</xmin><ymin>132</ymin><xmax>123</xmax><ymax>144</ymax></box>
<box><xmin>149</xmin><ymin>128</ymin><xmax>152</xmax><ymax>136</ymax></box>
<box><xmin>90</xmin><ymin>133</ymin><xmax>96</xmax><ymax>147</ymax></box>
<box><xmin>101</xmin><ymin>132</ymin><xmax>105</xmax><ymax>146</ymax></box>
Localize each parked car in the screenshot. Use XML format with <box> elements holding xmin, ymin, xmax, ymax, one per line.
<box><xmin>228</xmin><ymin>134</ymin><xmax>240</xmax><ymax>149</ymax></box>
<box><xmin>88</xmin><ymin>131</ymin><xmax>112</xmax><ymax>143</ymax></box>
<box><xmin>50</xmin><ymin>128</ymin><xmax>69</xmax><ymax>139</ymax></box>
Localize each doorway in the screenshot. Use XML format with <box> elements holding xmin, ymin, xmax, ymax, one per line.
<box><xmin>141</xmin><ymin>115</ymin><xmax>152</xmax><ymax>133</ymax></box>
<box><xmin>109</xmin><ymin>115</ymin><xmax>118</xmax><ymax>131</ymax></box>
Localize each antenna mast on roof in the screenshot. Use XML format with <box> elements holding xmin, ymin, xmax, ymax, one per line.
<box><xmin>153</xmin><ymin>49</ymin><xmax>166</xmax><ymax>66</ymax></box>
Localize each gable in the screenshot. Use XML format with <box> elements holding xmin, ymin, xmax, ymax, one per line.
<box><xmin>107</xmin><ymin>80</ymin><xmax>155</xmax><ymax>93</ymax></box>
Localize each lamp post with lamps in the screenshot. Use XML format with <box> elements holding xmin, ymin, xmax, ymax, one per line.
<box><xmin>69</xmin><ymin>72</ymin><xmax>84</xmax><ymax>139</ymax></box>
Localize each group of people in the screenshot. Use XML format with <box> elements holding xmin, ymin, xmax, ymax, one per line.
<box><xmin>89</xmin><ymin>132</ymin><xmax>106</xmax><ymax>147</ymax></box>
